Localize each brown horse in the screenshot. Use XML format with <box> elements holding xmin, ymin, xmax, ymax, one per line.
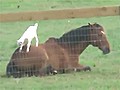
<box><xmin>6</xmin><ymin>23</ymin><xmax>110</xmax><ymax>77</ymax></box>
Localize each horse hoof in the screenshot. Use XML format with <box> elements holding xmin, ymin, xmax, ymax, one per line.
<box><xmin>83</xmin><ymin>66</ymin><xmax>91</xmax><ymax>71</ymax></box>
<box><xmin>53</xmin><ymin>70</ymin><xmax>57</xmax><ymax>75</ymax></box>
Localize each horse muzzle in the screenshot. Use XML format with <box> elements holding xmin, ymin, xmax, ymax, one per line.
<box><xmin>102</xmin><ymin>47</ymin><xmax>110</xmax><ymax>54</ymax></box>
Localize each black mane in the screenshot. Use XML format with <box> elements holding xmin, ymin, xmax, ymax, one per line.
<box><xmin>57</xmin><ymin>25</ymin><xmax>91</xmax><ymax>44</ymax></box>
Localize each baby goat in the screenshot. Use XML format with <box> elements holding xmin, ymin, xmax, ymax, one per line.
<box><xmin>17</xmin><ymin>23</ymin><xmax>39</xmax><ymax>52</ymax></box>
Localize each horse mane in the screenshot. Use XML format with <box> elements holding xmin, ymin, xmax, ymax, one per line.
<box><xmin>45</xmin><ymin>23</ymin><xmax>102</xmax><ymax>45</ymax></box>
<box><xmin>57</xmin><ymin>25</ymin><xmax>91</xmax><ymax>44</ymax></box>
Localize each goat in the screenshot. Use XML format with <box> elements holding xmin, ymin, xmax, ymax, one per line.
<box><xmin>17</xmin><ymin>23</ymin><xmax>39</xmax><ymax>52</ymax></box>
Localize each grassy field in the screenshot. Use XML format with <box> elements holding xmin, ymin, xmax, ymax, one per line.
<box><xmin>0</xmin><ymin>0</ymin><xmax>120</xmax><ymax>90</ymax></box>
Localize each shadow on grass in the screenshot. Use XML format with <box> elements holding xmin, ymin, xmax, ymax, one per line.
<box><xmin>0</xmin><ymin>74</ymin><xmax>8</xmax><ymax>78</ymax></box>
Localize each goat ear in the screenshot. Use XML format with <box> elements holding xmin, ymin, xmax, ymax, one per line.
<box><xmin>17</xmin><ymin>40</ymin><xmax>19</xmax><ymax>43</ymax></box>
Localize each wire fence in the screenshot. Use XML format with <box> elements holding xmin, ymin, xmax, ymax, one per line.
<box><xmin>0</xmin><ymin>0</ymin><xmax>120</xmax><ymax>90</ymax></box>
<box><xmin>5</xmin><ymin>23</ymin><xmax>115</xmax><ymax>78</ymax></box>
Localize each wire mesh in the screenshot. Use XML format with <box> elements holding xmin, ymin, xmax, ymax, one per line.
<box><xmin>0</xmin><ymin>0</ymin><xmax>120</xmax><ymax>90</ymax></box>
<box><xmin>5</xmin><ymin>23</ymin><xmax>111</xmax><ymax>78</ymax></box>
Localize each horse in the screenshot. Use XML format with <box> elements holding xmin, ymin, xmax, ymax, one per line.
<box><xmin>6</xmin><ymin>45</ymin><xmax>56</xmax><ymax>77</ymax></box>
<box><xmin>6</xmin><ymin>23</ymin><xmax>110</xmax><ymax>78</ymax></box>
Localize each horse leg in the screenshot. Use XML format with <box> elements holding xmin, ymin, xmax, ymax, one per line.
<box><xmin>69</xmin><ymin>57</ymin><xmax>91</xmax><ymax>72</ymax></box>
<box><xmin>75</xmin><ymin>66</ymin><xmax>91</xmax><ymax>72</ymax></box>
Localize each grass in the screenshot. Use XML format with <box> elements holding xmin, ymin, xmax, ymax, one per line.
<box><xmin>0</xmin><ymin>0</ymin><xmax>120</xmax><ymax>13</ymax></box>
<box><xmin>0</xmin><ymin>0</ymin><xmax>120</xmax><ymax>90</ymax></box>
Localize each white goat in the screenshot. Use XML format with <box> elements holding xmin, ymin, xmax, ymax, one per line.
<box><xmin>17</xmin><ymin>23</ymin><xmax>39</xmax><ymax>52</ymax></box>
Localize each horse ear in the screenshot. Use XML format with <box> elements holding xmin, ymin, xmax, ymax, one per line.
<box><xmin>94</xmin><ymin>22</ymin><xmax>97</xmax><ymax>24</ymax></box>
<box><xmin>88</xmin><ymin>23</ymin><xmax>93</xmax><ymax>27</ymax></box>
<box><xmin>88</xmin><ymin>23</ymin><xmax>91</xmax><ymax>25</ymax></box>
<box><xmin>93</xmin><ymin>22</ymin><xmax>97</xmax><ymax>25</ymax></box>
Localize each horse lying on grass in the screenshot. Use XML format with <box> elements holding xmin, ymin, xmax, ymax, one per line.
<box><xmin>6</xmin><ymin>23</ymin><xmax>110</xmax><ymax>78</ymax></box>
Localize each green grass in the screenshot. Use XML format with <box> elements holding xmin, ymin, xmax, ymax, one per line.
<box><xmin>0</xmin><ymin>0</ymin><xmax>120</xmax><ymax>90</ymax></box>
<box><xmin>0</xmin><ymin>0</ymin><xmax>120</xmax><ymax>13</ymax></box>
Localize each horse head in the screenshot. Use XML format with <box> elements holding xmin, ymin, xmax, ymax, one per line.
<box><xmin>88</xmin><ymin>23</ymin><xmax>110</xmax><ymax>54</ymax></box>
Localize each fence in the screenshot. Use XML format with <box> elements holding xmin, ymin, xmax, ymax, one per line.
<box><xmin>6</xmin><ymin>23</ymin><xmax>111</xmax><ymax>77</ymax></box>
<box><xmin>0</xmin><ymin>6</ymin><xmax>120</xmax><ymax>22</ymax></box>
<box><xmin>0</xmin><ymin>4</ymin><xmax>120</xmax><ymax>90</ymax></box>
<box><xmin>1</xmin><ymin>5</ymin><xmax>120</xmax><ymax>77</ymax></box>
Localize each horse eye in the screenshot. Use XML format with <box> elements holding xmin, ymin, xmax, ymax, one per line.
<box><xmin>98</xmin><ymin>34</ymin><xmax>103</xmax><ymax>37</ymax></box>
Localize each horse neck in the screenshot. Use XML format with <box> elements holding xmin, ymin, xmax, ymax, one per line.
<box><xmin>76</xmin><ymin>42</ymin><xmax>89</xmax><ymax>54</ymax></box>
<box><xmin>58</xmin><ymin>42</ymin><xmax>89</xmax><ymax>55</ymax></box>
<box><xmin>56</xmin><ymin>25</ymin><xmax>91</xmax><ymax>55</ymax></box>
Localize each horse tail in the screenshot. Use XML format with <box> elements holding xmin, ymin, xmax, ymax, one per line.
<box><xmin>6</xmin><ymin>61</ymin><xmax>18</xmax><ymax>78</ymax></box>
